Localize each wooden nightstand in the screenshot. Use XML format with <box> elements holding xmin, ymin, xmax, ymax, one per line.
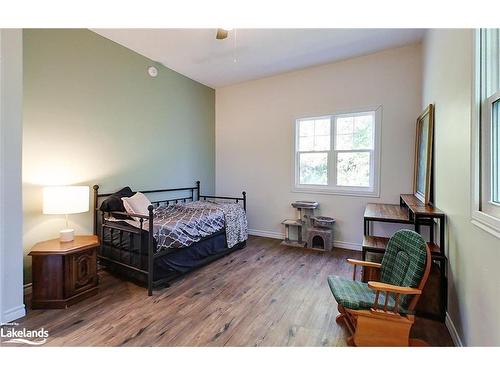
<box><xmin>28</xmin><ymin>235</ymin><xmax>99</xmax><ymax>309</ymax></box>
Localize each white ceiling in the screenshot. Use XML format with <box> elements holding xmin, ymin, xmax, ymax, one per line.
<box><xmin>92</xmin><ymin>29</ymin><xmax>425</xmax><ymax>88</ymax></box>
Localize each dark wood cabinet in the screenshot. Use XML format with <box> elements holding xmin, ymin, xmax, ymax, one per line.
<box><xmin>29</xmin><ymin>235</ymin><xmax>99</xmax><ymax>309</ymax></box>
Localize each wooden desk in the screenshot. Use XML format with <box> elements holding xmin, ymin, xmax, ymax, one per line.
<box><xmin>400</xmin><ymin>194</ymin><xmax>446</xmax><ymax>257</ymax></box>
<box><xmin>363</xmin><ymin>203</ymin><xmax>412</xmax><ymax>235</ymax></box>
<box><xmin>364</xmin><ymin>196</ymin><xmax>445</xmax><ymax>257</ymax></box>
<box><xmin>400</xmin><ymin>194</ymin><xmax>445</xmax><ymax>215</ymax></box>
<box><xmin>362</xmin><ymin>235</ymin><xmax>442</xmax><ymax>258</ymax></box>
<box><xmin>362</xmin><ymin>195</ymin><xmax>447</xmax><ymax>321</ymax></box>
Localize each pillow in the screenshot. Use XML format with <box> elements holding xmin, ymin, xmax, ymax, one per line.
<box><xmin>121</xmin><ymin>192</ymin><xmax>152</xmax><ymax>221</ymax></box>
<box><xmin>99</xmin><ymin>187</ymin><xmax>134</xmax><ymax>219</ymax></box>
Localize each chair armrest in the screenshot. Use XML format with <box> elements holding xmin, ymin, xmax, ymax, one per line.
<box><xmin>347</xmin><ymin>259</ymin><xmax>381</xmax><ymax>281</ymax></box>
<box><xmin>368</xmin><ymin>281</ymin><xmax>422</xmax><ymax>295</ymax></box>
<box><xmin>347</xmin><ymin>259</ymin><xmax>381</xmax><ymax>269</ymax></box>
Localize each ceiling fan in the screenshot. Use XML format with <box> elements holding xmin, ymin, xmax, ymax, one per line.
<box><xmin>216</xmin><ymin>28</ymin><xmax>233</xmax><ymax>40</ymax></box>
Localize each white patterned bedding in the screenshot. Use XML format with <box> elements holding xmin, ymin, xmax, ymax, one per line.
<box><xmin>106</xmin><ymin>200</ymin><xmax>248</xmax><ymax>251</ymax></box>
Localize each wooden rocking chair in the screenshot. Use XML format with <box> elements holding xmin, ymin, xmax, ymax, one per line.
<box><xmin>328</xmin><ymin>229</ymin><xmax>431</xmax><ymax>346</ymax></box>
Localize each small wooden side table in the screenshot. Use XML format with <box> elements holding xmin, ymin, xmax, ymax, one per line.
<box><xmin>28</xmin><ymin>235</ymin><xmax>99</xmax><ymax>309</ymax></box>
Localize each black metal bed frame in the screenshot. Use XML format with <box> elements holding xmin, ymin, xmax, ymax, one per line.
<box><xmin>92</xmin><ymin>181</ymin><xmax>246</xmax><ymax>296</ymax></box>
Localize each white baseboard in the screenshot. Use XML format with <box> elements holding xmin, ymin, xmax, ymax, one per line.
<box><xmin>445</xmin><ymin>312</ymin><xmax>463</xmax><ymax>347</ymax></box>
<box><xmin>248</xmin><ymin>229</ymin><xmax>284</xmax><ymax>240</ymax></box>
<box><xmin>248</xmin><ymin>229</ymin><xmax>362</xmax><ymax>251</ymax></box>
<box><xmin>2</xmin><ymin>304</ymin><xmax>26</xmax><ymax>323</ymax></box>
<box><xmin>333</xmin><ymin>240</ymin><xmax>362</xmax><ymax>251</ymax></box>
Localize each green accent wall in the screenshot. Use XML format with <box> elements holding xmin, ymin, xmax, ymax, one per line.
<box><xmin>22</xmin><ymin>29</ymin><xmax>215</xmax><ymax>284</ymax></box>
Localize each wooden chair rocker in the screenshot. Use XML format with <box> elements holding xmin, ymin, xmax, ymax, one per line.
<box><xmin>328</xmin><ymin>229</ymin><xmax>431</xmax><ymax>346</ymax></box>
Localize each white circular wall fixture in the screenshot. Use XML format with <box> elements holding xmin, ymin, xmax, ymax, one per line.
<box><xmin>147</xmin><ymin>66</ymin><xmax>158</xmax><ymax>77</ymax></box>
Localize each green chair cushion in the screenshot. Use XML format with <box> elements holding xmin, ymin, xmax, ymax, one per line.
<box><xmin>327</xmin><ymin>275</ymin><xmax>407</xmax><ymax>313</ymax></box>
<box><xmin>380</xmin><ymin>229</ymin><xmax>427</xmax><ymax>307</ymax></box>
<box><xmin>327</xmin><ymin>229</ymin><xmax>426</xmax><ymax>314</ymax></box>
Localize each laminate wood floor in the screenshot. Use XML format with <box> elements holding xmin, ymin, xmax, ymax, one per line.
<box><xmin>10</xmin><ymin>236</ymin><xmax>453</xmax><ymax>346</ymax></box>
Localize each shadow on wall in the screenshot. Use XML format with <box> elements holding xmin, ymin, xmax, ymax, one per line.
<box><xmin>445</xmin><ymin>217</ymin><xmax>463</xmax><ymax>346</ymax></box>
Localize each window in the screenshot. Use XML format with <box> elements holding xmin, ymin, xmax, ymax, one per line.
<box><xmin>297</xmin><ymin>117</ymin><xmax>330</xmax><ymax>185</ymax></box>
<box><xmin>472</xmin><ymin>28</ymin><xmax>500</xmax><ymax>238</ymax></box>
<box><xmin>294</xmin><ymin>107</ymin><xmax>381</xmax><ymax>196</ymax></box>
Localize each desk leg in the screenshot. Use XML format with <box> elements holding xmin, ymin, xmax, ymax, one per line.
<box><xmin>439</xmin><ymin>217</ymin><xmax>445</xmax><ymax>255</ymax></box>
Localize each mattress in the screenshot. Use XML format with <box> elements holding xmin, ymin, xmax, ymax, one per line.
<box><xmin>100</xmin><ymin>221</ymin><xmax>245</xmax><ymax>282</ymax></box>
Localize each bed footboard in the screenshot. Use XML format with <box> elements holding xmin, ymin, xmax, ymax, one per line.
<box><xmin>199</xmin><ymin>192</ymin><xmax>247</xmax><ymax>211</ymax></box>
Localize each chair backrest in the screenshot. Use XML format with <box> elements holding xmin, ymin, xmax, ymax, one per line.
<box><xmin>380</xmin><ymin>229</ymin><xmax>429</xmax><ymax>309</ymax></box>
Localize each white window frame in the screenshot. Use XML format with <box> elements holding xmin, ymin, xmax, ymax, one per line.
<box><xmin>471</xmin><ymin>29</ymin><xmax>500</xmax><ymax>239</ymax></box>
<box><xmin>292</xmin><ymin>106</ymin><xmax>382</xmax><ymax>197</ymax></box>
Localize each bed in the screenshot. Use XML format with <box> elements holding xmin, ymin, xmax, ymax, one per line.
<box><xmin>92</xmin><ymin>181</ymin><xmax>247</xmax><ymax>295</ymax></box>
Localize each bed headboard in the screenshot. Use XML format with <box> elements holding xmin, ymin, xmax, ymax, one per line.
<box><xmin>92</xmin><ymin>181</ymin><xmax>200</xmax><ymax>235</ymax></box>
<box><xmin>92</xmin><ymin>181</ymin><xmax>246</xmax><ymax>235</ymax></box>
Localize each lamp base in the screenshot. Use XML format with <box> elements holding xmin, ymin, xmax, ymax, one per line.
<box><xmin>59</xmin><ymin>228</ymin><xmax>75</xmax><ymax>242</ymax></box>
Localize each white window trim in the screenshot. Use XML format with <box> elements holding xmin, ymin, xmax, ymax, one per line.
<box><xmin>292</xmin><ymin>105</ymin><xmax>382</xmax><ymax>197</ymax></box>
<box><xmin>470</xmin><ymin>29</ymin><xmax>500</xmax><ymax>239</ymax></box>
<box><xmin>483</xmin><ymin>92</ymin><xmax>500</xmax><ymax>213</ymax></box>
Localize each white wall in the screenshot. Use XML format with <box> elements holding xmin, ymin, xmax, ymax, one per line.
<box><xmin>0</xmin><ymin>29</ymin><xmax>25</xmax><ymax>322</ymax></box>
<box><xmin>422</xmin><ymin>29</ymin><xmax>500</xmax><ymax>346</ymax></box>
<box><xmin>216</xmin><ymin>44</ymin><xmax>422</xmax><ymax>248</ymax></box>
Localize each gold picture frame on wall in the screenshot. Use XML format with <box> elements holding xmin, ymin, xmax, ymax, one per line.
<box><xmin>413</xmin><ymin>104</ymin><xmax>434</xmax><ymax>204</ymax></box>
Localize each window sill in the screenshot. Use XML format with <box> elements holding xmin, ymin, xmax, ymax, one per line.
<box><xmin>291</xmin><ymin>187</ymin><xmax>380</xmax><ymax>198</ymax></box>
<box><xmin>471</xmin><ymin>210</ymin><xmax>500</xmax><ymax>240</ymax></box>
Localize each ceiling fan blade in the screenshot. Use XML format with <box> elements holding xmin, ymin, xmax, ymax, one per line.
<box><xmin>216</xmin><ymin>29</ymin><xmax>229</xmax><ymax>40</ymax></box>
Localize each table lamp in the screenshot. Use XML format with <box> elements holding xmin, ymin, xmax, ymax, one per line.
<box><xmin>43</xmin><ymin>186</ymin><xmax>90</xmax><ymax>242</ymax></box>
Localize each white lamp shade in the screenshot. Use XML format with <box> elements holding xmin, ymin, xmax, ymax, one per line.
<box><xmin>43</xmin><ymin>186</ymin><xmax>90</xmax><ymax>215</ymax></box>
